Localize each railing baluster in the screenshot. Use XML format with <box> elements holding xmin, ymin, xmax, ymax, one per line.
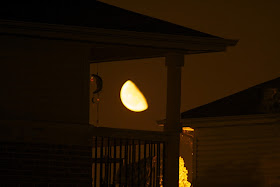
<box><xmin>149</xmin><ymin>142</ymin><xmax>152</xmax><ymax>187</ymax></box>
<box><xmin>113</xmin><ymin>138</ymin><xmax>116</xmax><ymax>186</ymax></box>
<box><xmin>153</xmin><ymin>142</ymin><xmax>156</xmax><ymax>187</ymax></box>
<box><xmin>94</xmin><ymin>136</ymin><xmax>98</xmax><ymax>187</ymax></box>
<box><xmin>100</xmin><ymin>137</ymin><xmax>103</xmax><ymax>186</ymax></box>
<box><xmin>162</xmin><ymin>142</ymin><xmax>166</xmax><ymax>187</ymax></box>
<box><xmin>119</xmin><ymin>139</ymin><xmax>122</xmax><ymax>187</ymax></box>
<box><xmin>132</xmin><ymin>139</ymin><xmax>135</xmax><ymax>186</ymax></box>
<box><xmin>129</xmin><ymin>139</ymin><xmax>131</xmax><ymax>182</ymax></box>
<box><xmin>108</xmin><ymin>137</ymin><xmax>111</xmax><ymax>186</ymax></box>
<box><xmin>156</xmin><ymin>142</ymin><xmax>160</xmax><ymax>187</ymax></box>
<box><xmin>104</xmin><ymin>137</ymin><xmax>108</xmax><ymax>186</ymax></box>
<box><xmin>125</xmin><ymin>139</ymin><xmax>128</xmax><ymax>186</ymax></box>
<box><xmin>144</xmin><ymin>141</ymin><xmax>147</xmax><ymax>187</ymax></box>
<box><xmin>138</xmin><ymin>140</ymin><xmax>141</xmax><ymax>187</ymax></box>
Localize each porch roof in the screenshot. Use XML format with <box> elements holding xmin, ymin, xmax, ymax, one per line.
<box><xmin>181</xmin><ymin>77</ymin><xmax>280</xmax><ymax>120</ymax></box>
<box><xmin>0</xmin><ymin>1</ymin><xmax>216</xmax><ymax>38</ymax></box>
<box><xmin>0</xmin><ymin>0</ymin><xmax>237</xmax><ymax>62</ymax></box>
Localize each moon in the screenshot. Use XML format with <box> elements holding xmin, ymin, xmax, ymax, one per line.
<box><xmin>120</xmin><ymin>80</ymin><xmax>148</xmax><ymax>112</ymax></box>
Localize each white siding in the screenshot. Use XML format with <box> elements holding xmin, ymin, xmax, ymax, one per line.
<box><xmin>194</xmin><ymin>122</ymin><xmax>280</xmax><ymax>187</ymax></box>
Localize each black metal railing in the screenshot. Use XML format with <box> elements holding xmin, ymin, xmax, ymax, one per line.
<box><xmin>92</xmin><ymin>127</ymin><xmax>166</xmax><ymax>187</ymax></box>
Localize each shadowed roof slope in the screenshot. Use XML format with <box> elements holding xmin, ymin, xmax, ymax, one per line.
<box><xmin>181</xmin><ymin>77</ymin><xmax>280</xmax><ymax>119</ymax></box>
<box><xmin>0</xmin><ymin>0</ymin><xmax>219</xmax><ymax>38</ymax></box>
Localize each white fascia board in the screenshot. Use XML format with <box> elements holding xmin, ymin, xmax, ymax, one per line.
<box><xmin>0</xmin><ymin>19</ymin><xmax>237</xmax><ymax>53</ymax></box>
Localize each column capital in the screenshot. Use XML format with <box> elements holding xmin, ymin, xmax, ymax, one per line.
<box><xmin>165</xmin><ymin>53</ymin><xmax>185</xmax><ymax>67</ymax></box>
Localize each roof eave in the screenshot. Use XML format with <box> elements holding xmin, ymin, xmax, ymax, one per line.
<box><xmin>0</xmin><ymin>19</ymin><xmax>238</xmax><ymax>60</ymax></box>
<box><xmin>157</xmin><ymin>113</ymin><xmax>280</xmax><ymax>129</ymax></box>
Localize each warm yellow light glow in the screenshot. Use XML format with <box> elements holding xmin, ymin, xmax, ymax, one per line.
<box><xmin>182</xmin><ymin>127</ymin><xmax>194</xmax><ymax>131</ymax></box>
<box><xmin>179</xmin><ymin>156</ymin><xmax>191</xmax><ymax>187</ymax></box>
<box><xmin>120</xmin><ymin>80</ymin><xmax>148</xmax><ymax>112</ymax></box>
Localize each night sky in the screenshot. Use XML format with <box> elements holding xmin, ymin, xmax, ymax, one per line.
<box><xmin>90</xmin><ymin>0</ymin><xmax>280</xmax><ymax>131</ymax></box>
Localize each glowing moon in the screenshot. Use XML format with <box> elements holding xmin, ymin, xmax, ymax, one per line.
<box><xmin>120</xmin><ymin>80</ymin><xmax>148</xmax><ymax>112</ymax></box>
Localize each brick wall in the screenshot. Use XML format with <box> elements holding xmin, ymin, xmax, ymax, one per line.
<box><xmin>0</xmin><ymin>142</ymin><xmax>92</xmax><ymax>186</ymax></box>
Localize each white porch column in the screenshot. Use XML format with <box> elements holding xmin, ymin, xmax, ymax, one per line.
<box><xmin>164</xmin><ymin>53</ymin><xmax>184</xmax><ymax>187</ymax></box>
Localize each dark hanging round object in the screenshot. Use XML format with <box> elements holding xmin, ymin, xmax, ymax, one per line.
<box><xmin>90</xmin><ymin>74</ymin><xmax>103</xmax><ymax>94</ymax></box>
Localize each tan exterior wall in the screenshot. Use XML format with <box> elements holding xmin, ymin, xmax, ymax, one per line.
<box><xmin>0</xmin><ymin>35</ymin><xmax>90</xmax><ymax>124</ymax></box>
